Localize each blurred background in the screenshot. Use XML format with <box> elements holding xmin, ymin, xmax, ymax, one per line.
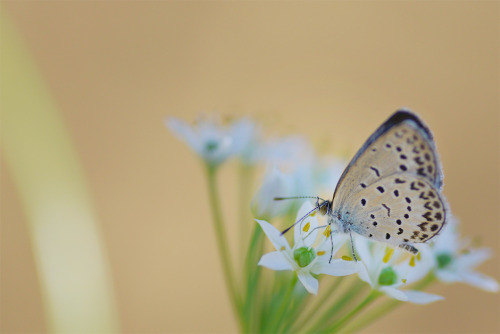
<box><xmin>1</xmin><ymin>2</ymin><xmax>498</xmax><ymax>333</ymax></box>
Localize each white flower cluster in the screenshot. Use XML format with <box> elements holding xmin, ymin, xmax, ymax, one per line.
<box><xmin>167</xmin><ymin>114</ymin><xmax>498</xmax><ymax>303</ymax></box>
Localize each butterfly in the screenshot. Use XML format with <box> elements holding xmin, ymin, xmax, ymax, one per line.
<box><xmin>276</xmin><ymin>110</ymin><xmax>447</xmax><ymax>260</ymax></box>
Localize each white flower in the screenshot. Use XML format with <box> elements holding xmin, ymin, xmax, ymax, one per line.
<box><xmin>355</xmin><ymin>237</ymin><xmax>443</xmax><ymax>304</ymax></box>
<box><xmin>431</xmin><ymin>220</ymin><xmax>499</xmax><ymax>292</ymax></box>
<box><xmin>251</xmin><ymin>150</ymin><xmax>346</xmax><ymax>220</ymax></box>
<box><xmin>166</xmin><ymin>115</ymin><xmax>257</xmax><ymax>166</ymax></box>
<box><xmin>257</xmin><ymin>202</ymin><xmax>361</xmax><ymax>295</ymax></box>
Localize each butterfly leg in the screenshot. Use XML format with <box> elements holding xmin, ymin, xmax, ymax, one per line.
<box><xmin>329</xmin><ymin>225</ymin><xmax>334</xmax><ymax>263</ymax></box>
<box><xmin>348</xmin><ymin>229</ymin><xmax>358</xmax><ymax>262</ymax></box>
<box><xmin>304</xmin><ymin>225</ymin><xmax>328</xmax><ymax>242</ymax></box>
<box><xmin>398</xmin><ymin>242</ymin><xmax>418</xmax><ymax>254</ymax></box>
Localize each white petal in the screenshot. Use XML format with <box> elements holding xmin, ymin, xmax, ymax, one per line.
<box><xmin>297</xmin><ymin>271</ymin><xmax>319</xmax><ymax>295</ymax></box>
<box><xmin>396</xmin><ymin>245</ymin><xmax>435</xmax><ymax>284</ymax></box>
<box><xmin>165</xmin><ymin>117</ymin><xmax>201</xmax><ymax>153</ymax></box>
<box><xmin>455</xmin><ymin>248</ymin><xmax>492</xmax><ymax>270</ymax></box>
<box><xmin>402</xmin><ymin>290</ymin><xmax>444</xmax><ymax>304</ymax></box>
<box><xmin>436</xmin><ymin>269</ymin><xmax>461</xmax><ymax>283</ymax></box>
<box><xmin>229</xmin><ymin>118</ymin><xmax>257</xmax><ymax>155</ymax></box>
<box><xmin>379</xmin><ymin>286</ymin><xmax>409</xmax><ymax>302</ymax></box>
<box><xmin>460</xmin><ymin>271</ymin><xmax>499</xmax><ymax>292</ymax></box>
<box><xmin>354</xmin><ymin>235</ymin><xmax>373</xmax><ymax>265</ymax></box>
<box><xmin>258</xmin><ymin>251</ymin><xmax>294</xmax><ymax>271</ymax></box>
<box><xmin>256</xmin><ymin>219</ymin><xmax>291</xmax><ymax>252</ymax></box>
<box><xmin>311</xmin><ymin>259</ymin><xmax>361</xmax><ymax>277</ymax></box>
<box><xmin>357</xmin><ymin>263</ymin><xmax>374</xmax><ymax>287</ymax></box>
<box><xmin>316</xmin><ymin>233</ymin><xmax>349</xmax><ymax>256</ymax></box>
<box><xmin>294</xmin><ymin>201</ymin><xmax>319</xmax><ymax>247</ymax></box>
<box><xmin>251</xmin><ymin>167</ymin><xmax>292</xmax><ymax>219</ymax></box>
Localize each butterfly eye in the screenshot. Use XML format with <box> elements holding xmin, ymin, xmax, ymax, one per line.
<box><xmin>319</xmin><ymin>203</ymin><xmax>328</xmax><ymax>216</ymax></box>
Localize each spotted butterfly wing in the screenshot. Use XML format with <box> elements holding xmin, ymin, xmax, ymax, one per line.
<box><xmin>330</xmin><ymin>110</ymin><xmax>446</xmax><ymax>252</ymax></box>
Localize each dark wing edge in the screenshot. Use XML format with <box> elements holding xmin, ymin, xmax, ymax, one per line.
<box><xmin>331</xmin><ymin>109</ymin><xmax>444</xmax><ymax>202</ymax></box>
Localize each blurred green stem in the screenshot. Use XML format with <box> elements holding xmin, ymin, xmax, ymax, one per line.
<box><xmin>1</xmin><ymin>11</ymin><xmax>118</xmax><ymax>333</ymax></box>
<box><xmin>323</xmin><ymin>290</ymin><xmax>380</xmax><ymax>333</ymax></box>
<box><xmin>342</xmin><ymin>274</ymin><xmax>436</xmax><ymax>333</ymax></box>
<box><xmin>205</xmin><ymin>164</ymin><xmax>243</xmax><ymax>331</ymax></box>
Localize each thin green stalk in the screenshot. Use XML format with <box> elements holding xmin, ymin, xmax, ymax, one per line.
<box><xmin>306</xmin><ymin>280</ymin><xmax>365</xmax><ymax>333</ymax></box>
<box><xmin>291</xmin><ymin>276</ymin><xmax>345</xmax><ymax>332</ymax></box>
<box><xmin>205</xmin><ymin>164</ymin><xmax>243</xmax><ymax>331</ymax></box>
<box><xmin>279</xmin><ymin>286</ymin><xmax>309</xmax><ymax>333</ymax></box>
<box><xmin>341</xmin><ymin>274</ymin><xmax>437</xmax><ymax>333</ymax></box>
<box><xmin>267</xmin><ymin>275</ymin><xmax>298</xmax><ymax>333</ymax></box>
<box><xmin>323</xmin><ymin>290</ymin><xmax>381</xmax><ymax>333</ymax></box>
<box><xmin>238</xmin><ymin>163</ymin><xmax>254</xmax><ymax>262</ymax></box>
<box><xmin>243</xmin><ymin>223</ymin><xmax>265</xmax><ymax>332</ymax></box>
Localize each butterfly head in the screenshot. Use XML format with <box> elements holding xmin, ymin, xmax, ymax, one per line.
<box><xmin>317</xmin><ymin>198</ymin><xmax>332</xmax><ymax>216</ymax></box>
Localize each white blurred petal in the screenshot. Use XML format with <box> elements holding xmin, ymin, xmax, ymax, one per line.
<box><xmin>460</xmin><ymin>271</ymin><xmax>499</xmax><ymax>292</ymax></box>
<box><xmin>436</xmin><ymin>269</ymin><xmax>461</xmax><ymax>283</ymax></box>
<box><xmin>297</xmin><ymin>271</ymin><xmax>319</xmax><ymax>295</ymax></box>
<box><xmin>403</xmin><ymin>291</ymin><xmax>444</xmax><ymax>304</ymax></box>
<box><xmin>251</xmin><ymin>167</ymin><xmax>292</xmax><ymax>219</ymax></box>
<box><xmin>357</xmin><ymin>263</ymin><xmax>374</xmax><ymax>287</ymax></box>
<box><xmin>455</xmin><ymin>248</ymin><xmax>492</xmax><ymax>270</ymax></box>
<box><xmin>354</xmin><ymin>236</ymin><xmax>373</xmax><ymax>265</ymax></box>
<box><xmin>379</xmin><ymin>286</ymin><xmax>408</xmax><ymax>301</ymax></box>
<box><xmin>165</xmin><ymin>117</ymin><xmax>201</xmax><ymax>153</ymax></box>
<box><xmin>258</xmin><ymin>251</ymin><xmax>294</xmax><ymax>271</ymax></box>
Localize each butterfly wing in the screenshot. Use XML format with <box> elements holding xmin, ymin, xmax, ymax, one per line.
<box><xmin>331</xmin><ymin>110</ymin><xmax>446</xmax><ymax>246</ymax></box>
<box><xmin>340</xmin><ymin>173</ymin><xmax>446</xmax><ymax>246</ymax></box>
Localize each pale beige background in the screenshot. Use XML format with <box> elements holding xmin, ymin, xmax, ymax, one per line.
<box><xmin>1</xmin><ymin>1</ymin><xmax>499</xmax><ymax>333</ymax></box>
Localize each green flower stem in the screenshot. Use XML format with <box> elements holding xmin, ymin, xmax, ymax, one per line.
<box><xmin>342</xmin><ymin>274</ymin><xmax>437</xmax><ymax>333</ymax></box>
<box><xmin>307</xmin><ymin>279</ymin><xmax>366</xmax><ymax>333</ymax></box>
<box><xmin>323</xmin><ymin>290</ymin><xmax>381</xmax><ymax>333</ymax></box>
<box><xmin>238</xmin><ymin>163</ymin><xmax>255</xmax><ymax>262</ymax></box>
<box><xmin>279</xmin><ymin>286</ymin><xmax>309</xmax><ymax>333</ymax></box>
<box><xmin>243</xmin><ymin>223</ymin><xmax>264</xmax><ymax>332</ymax></box>
<box><xmin>205</xmin><ymin>164</ymin><xmax>243</xmax><ymax>331</ymax></box>
<box><xmin>268</xmin><ymin>275</ymin><xmax>298</xmax><ymax>333</ymax></box>
<box><xmin>291</xmin><ymin>276</ymin><xmax>345</xmax><ymax>332</ymax></box>
<box><xmin>1</xmin><ymin>12</ymin><xmax>119</xmax><ymax>332</ymax></box>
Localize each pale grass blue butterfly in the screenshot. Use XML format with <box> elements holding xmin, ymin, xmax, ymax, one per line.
<box><xmin>277</xmin><ymin>110</ymin><xmax>447</xmax><ymax>261</ymax></box>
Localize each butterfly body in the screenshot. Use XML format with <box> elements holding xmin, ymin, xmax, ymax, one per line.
<box><xmin>318</xmin><ymin>110</ymin><xmax>447</xmax><ymax>254</ymax></box>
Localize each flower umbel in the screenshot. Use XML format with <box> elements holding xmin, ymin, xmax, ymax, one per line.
<box><xmin>166</xmin><ymin>115</ymin><xmax>256</xmax><ymax>166</ymax></box>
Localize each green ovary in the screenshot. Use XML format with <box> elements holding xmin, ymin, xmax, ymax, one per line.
<box><xmin>293</xmin><ymin>247</ymin><xmax>316</xmax><ymax>268</ymax></box>
<box><xmin>436</xmin><ymin>253</ymin><xmax>453</xmax><ymax>269</ymax></box>
<box><xmin>378</xmin><ymin>266</ymin><xmax>398</xmax><ymax>286</ymax></box>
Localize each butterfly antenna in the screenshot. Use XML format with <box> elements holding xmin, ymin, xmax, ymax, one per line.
<box><xmin>274</xmin><ymin>196</ymin><xmax>319</xmax><ymax>201</ymax></box>
<box><xmin>280</xmin><ymin>206</ymin><xmax>319</xmax><ymax>236</ymax></box>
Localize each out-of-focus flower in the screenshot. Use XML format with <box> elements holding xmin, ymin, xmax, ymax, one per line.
<box><xmin>166</xmin><ymin>115</ymin><xmax>257</xmax><ymax>166</ymax></box>
<box><xmin>431</xmin><ymin>220</ymin><xmax>499</xmax><ymax>292</ymax></box>
<box><xmin>257</xmin><ymin>202</ymin><xmax>361</xmax><ymax>295</ymax></box>
<box><xmin>356</xmin><ymin>237</ymin><xmax>443</xmax><ymax>304</ymax></box>
<box><xmin>251</xmin><ymin>166</ymin><xmax>293</xmax><ymax>219</ymax></box>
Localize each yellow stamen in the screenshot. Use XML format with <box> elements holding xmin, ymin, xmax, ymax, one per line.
<box><xmin>342</xmin><ymin>255</ymin><xmax>353</xmax><ymax>261</ymax></box>
<box><xmin>280</xmin><ymin>246</ymin><xmax>286</xmax><ymax>251</ymax></box>
<box><xmin>416</xmin><ymin>252</ymin><xmax>421</xmax><ymax>261</ymax></box>
<box><xmin>303</xmin><ymin>222</ymin><xmax>310</xmax><ymax>232</ymax></box>
<box><xmin>310</xmin><ymin>211</ymin><xmax>316</xmax><ymax>217</ymax></box>
<box><xmin>383</xmin><ymin>247</ymin><xmax>395</xmax><ymax>263</ymax></box>
<box><xmin>409</xmin><ymin>255</ymin><xmax>416</xmax><ymax>267</ymax></box>
<box><xmin>402</xmin><ymin>279</ymin><xmax>407</xmax><ymax>284</ymax></box>
<box><xmin>317</xmin><ymin>251</ymin><xmax>326</xmax><ymax>256</ymax></box>
<box><xmin>323</xmin><ymin>225</ymin><xmax>331</xmax><ymax>238</ymax></box>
